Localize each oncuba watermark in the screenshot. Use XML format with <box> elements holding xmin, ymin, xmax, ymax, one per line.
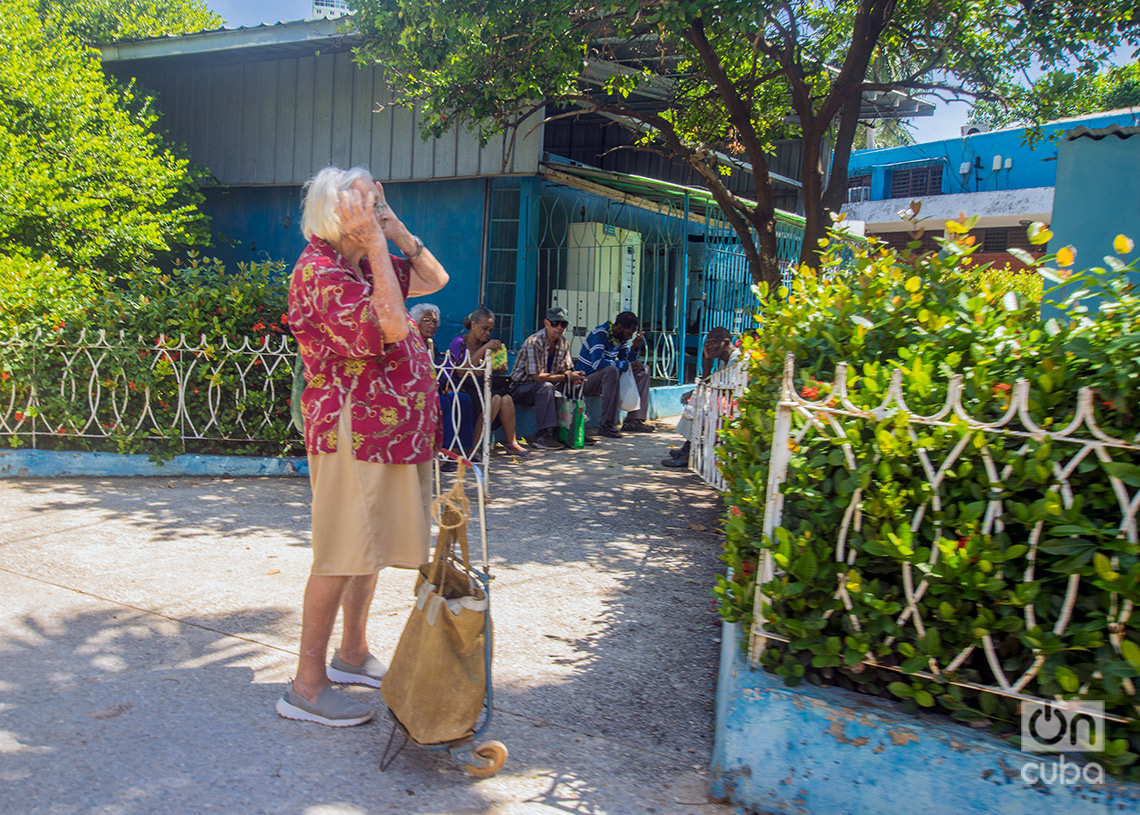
<box><xmin>1020</xmin><ymin>700</ymin><xmax>1106</xmax><ymax>786</ymax></box>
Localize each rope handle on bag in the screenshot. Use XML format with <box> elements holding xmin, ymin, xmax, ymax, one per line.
<box><xmin>427</xmin><ymin>458</ymin><xmax>473</xmax><ymax>595</ymax></box>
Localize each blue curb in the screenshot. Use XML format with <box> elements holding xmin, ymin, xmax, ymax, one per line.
<box><xmin>711</xmin><ymin>621</ymin><xmax>1140</xmax><ymax>814</ymax></box>
<box><xmin>0</xmin><ymin>449</ymin><xmax>309</xmax><ymax>478</ymax></box>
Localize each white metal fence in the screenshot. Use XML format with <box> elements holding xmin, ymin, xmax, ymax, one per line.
<box><xmin>688</xmin><ymin>361</ymin><xmax>749</xmax><ymax>490</ymax></box>
<box><xmin>0</xmin><ymin>329</ymin><xmax>297</xmax><ymax>447</ymax></box>
<box><xmin>751</xmin><ymin>353</ymin><xmax>1140</xmax><ymax>719</ymax></box>
<box><xmin>0</xmin><ymin>329</ymin><xmax>493</xmax><ymax>477</ymax></box>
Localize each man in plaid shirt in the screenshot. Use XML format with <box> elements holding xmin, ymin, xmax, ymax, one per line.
<box><xmin>509</xmin><ymin>306</ymin><xmax>587</xmax><ymax>450</ymax></box>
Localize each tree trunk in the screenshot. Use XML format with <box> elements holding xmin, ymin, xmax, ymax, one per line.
<box><xmin>798</xmin><ymin>125</ymin><xmax>827</xmax><ymax>268</ymax></box>
<box><xmin>752</xmin><ymin>215</ymin><xmax>781</xmax><ymax>291</ymax></box>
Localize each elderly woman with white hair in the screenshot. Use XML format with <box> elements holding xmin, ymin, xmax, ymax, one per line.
<box><xmin>279</xmin><ymin>166</ymin><xmax>448</xmax><ymax>727</ymax></box>
<box><xmin>408</xmin><ymin>302</ymin><xmax>442</xmax><ymax>360</ymax></box>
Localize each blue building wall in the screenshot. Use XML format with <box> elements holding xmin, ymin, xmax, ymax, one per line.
<box><xmin>200</xmin><ymin>177</ymin><xmax>490</xmax><ymax>344</ymax></box>
<box><xmin>1048</xmin><ymin>129</ymin><xmax>1140</xmax><ymax>316</ymax></box>
<box><xmin>847</xmin><ymin>111</ymin><xmax>1140</xmax><ymax>201</ymax></box>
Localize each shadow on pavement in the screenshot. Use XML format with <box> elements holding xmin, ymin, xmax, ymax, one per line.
<box><xmin>0</xmin><ymin>429</ymin><xmax>734</xmax><ymax>814</ymax></box>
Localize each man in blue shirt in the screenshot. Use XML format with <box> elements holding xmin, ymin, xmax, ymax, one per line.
<box><xmin>575</xmin><ymin>311</ymin><xmax>654</xmax><ymax>438</ymax></box>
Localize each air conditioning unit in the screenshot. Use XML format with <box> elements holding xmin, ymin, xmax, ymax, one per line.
<box><xmin>560</xmin><ymin>223</ymin><xmax>642</xmax><ymax>358</ymax></box>
<box><xmin>961</xmin><ymin>124</ymin><xmax>991</xmax><ymax>136</ymax></box>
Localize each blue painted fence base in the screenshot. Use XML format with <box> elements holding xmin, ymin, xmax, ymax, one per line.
<box><xmin>499</xmin><ymin>384</ymin><xmax>690</xmax><ymax>442</ymax></box>
<box><xmin>2</xmin><ymin>386</ymin><xmax>691</xmax><ymax>478</ymax></box>
<box><xmin>0</xmin><ymin>449</ymin><xmax>309</xmax><ymax>478</ymax></box>
<box><xmin>711</xmin><ymin>621</ymin><xmax>1140</xmax><ymax>815</ymax></box>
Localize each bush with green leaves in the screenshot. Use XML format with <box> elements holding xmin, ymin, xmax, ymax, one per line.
<box><xmin>0</xmin><ymin>1</ymin><xmax>210</xmax><ymax>276</ymax></box>
<box><xmin>0</xmin><ymin>253</ymin><xmax>299</xmax><ymax>458</ymax></box>
<box><xmin>717</xmin><ymin>224</ymin><xmax>1140</xmax><ymax>777</ymax></box>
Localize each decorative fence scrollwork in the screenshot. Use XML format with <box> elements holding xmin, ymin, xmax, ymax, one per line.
<box><xmin>688</xmin><ymin>361</ymin><xmax>749</xmax><ymax>491</ymax></box>
<box><xmin>0</xmin><ymin>329</ymin><xmax>298</xmax><ymax>454</ymax></box>
<box><xmin>0</xmin><ymin>330</ymin><xmax>494</xmax><ymax>478</ymax></box>
<box><xmin>750</xmin><ymin>353</ymin><xmax>1139</xmax><ymax>720</ymax></box>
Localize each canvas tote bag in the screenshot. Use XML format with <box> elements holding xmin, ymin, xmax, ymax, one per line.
<box><xmin>381</xmin><ymin>466</ymin><xmax>489</xmax><ymax>746</ymax></box>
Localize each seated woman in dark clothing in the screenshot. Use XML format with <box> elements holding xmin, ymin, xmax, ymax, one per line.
<box><xmin>444</xmin><ymin>307</ymin><xmax>528</xmax><ymax>457</ymax></box>
<box><xmin>409</xmin><ymin>302</ymin><xmax>442</xmax><ymax>364</ymax></box>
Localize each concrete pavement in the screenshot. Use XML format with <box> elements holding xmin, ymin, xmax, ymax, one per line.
<box><xmin>0</xmin><ymin>428</ymin><xmax>736</xmax><ymax>815</ymax></box>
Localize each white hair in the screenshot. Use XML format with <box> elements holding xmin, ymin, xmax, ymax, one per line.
<box><xmin>409</xmin><ymin>303</ymin><xmax>440</xmax><ymax>322</ymax></box>
<box><xmin>300</xmin><ymin>165</ymin><xmax>374</xmax><ymax>243</ymax></box>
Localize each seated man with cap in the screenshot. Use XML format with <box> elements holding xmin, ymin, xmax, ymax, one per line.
<box><xmin>509</xmin><ymin>306</ymin><xmax>587</xmax><ymax>450</ymax></box>
<box><xmin>575</xmin><ymin>310</ymin><xmax>654</xmax><ymax>438</ymax></box>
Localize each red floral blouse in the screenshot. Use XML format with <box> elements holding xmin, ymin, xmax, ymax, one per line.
<box><xmin>288</xmin><ymin>236</ymin><xmax>440</xmax><ymax>464</ymax></box>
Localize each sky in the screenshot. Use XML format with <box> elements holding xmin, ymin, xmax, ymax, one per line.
<box><xmin>207</xmin><ymin>1</ymin><xmax>313</xmax><ymax>27</ymax></box>
<box><xmin>205</xmin><ymin>0</ymin><xmax>972</xmax><ymax>142</ymax></box>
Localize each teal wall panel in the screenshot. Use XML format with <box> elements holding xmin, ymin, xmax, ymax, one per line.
<box><xmin>1048</xmin><ymin>132</ymin><xmax>1140</xmax><ymax>317</ymax></box>
<box><xmin>200</xmin><ymin>177</ymin><xmax>489</xmax><ymax>342</ymax></box>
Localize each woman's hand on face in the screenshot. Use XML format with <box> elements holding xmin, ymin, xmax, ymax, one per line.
<box><xmin>373</xmin><ymin>181</ymin><xmax>409</xmax><ymax>242</ymax></box>
<box><xmin>337</xmin><ymin>186</ymin><xmax>381</xmax><ymax>248</ymax></box>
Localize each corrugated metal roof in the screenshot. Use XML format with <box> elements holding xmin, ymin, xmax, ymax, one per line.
<box><xmin>99</xmin><ymin>18</ymin><xmax>352</xmax><ymax>64</ymax></box>
<box><xmin>540</xmin><ymin>160</ymin><xmax>806</xmax><ymax>227</ymax></box>
<box><xmin>1065</xmin><ymin>124</ymin><xmax>1140</xmax><ymax>141</ymax></box>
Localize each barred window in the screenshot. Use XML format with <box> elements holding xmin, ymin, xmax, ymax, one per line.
<box><xmin>979</xmin><ymin>227</ymin><xmax>1045</xmax><ymax>254</ymax></box>
<box><xmin>889</xmin><ymin>165</ymin><xmax>942</xmax><ymax>198</ymax></box>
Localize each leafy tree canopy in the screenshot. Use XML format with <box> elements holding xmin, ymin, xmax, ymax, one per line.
<box><xmin>352</xmin><ymin>0</ymin><xmax>1139</xmax><ymax>286</ymax></box>
<box><xmin>0</xmin><ymin>0</ymin><xmax>214</xmax><ymax>276</ymax></box>
<box><xmin>972</xmin><ymin>61</ymin><xmax>1140</xmax><ymax>129</ymax></box>
<box><xmin>35</xmin><ymin>0</ymin><xmax>220</xmax><ymax>44</ymax></box>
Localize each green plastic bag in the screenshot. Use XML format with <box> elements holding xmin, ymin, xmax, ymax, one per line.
<box><xmin>290</xmin><ymin>354</ymin><xmax>305</xmax><ymax>434</ymax></box>
<box><xmin>556</xmin><ymin>385</ymin><xmax>586</xmax><ymax>449</ymax></box>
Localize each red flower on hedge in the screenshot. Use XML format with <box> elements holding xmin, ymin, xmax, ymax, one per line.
<box><xmin>0</xmin><ymin>371</ymin><xmax>9</xmax><ymax>381</ymax></box>
<box><xmin>280</xmin><ymin>313</ymin><xmax>288</xmax><ymax>324</ymax></box>
<box><xmin>801</xmin><ymin>385</ymin><xmax>820</xmax><ymax>400</ymax></box>
<box><xmin>992</xmin><ymin>382</ymin><xmax>1012</xmax><ymax>395</ymax></box>
<box><xmin>252</xmin><ymin>321</ymin><xmax>266</xmax><ymax>332</ymax></box>
<box><xmin>14</xmin><ymin>411</ymin><xmax>24</xmax><ymax>422</ymax></box>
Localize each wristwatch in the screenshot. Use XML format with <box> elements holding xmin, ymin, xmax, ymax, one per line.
<box><xmin>406</xmin><ymin>235</ymin><xmax>425</xmax><ymax>260</ymax></box>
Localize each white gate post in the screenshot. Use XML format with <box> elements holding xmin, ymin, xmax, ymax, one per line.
<box><xmin>750</xmin><ymin>353</ymin><xmax>796</xmax><ymax>664</ymax></box>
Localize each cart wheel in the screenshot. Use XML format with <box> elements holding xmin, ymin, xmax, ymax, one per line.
<box><xmin>463</xmin><ymin>740</ymin><xmax>508</xmax><ymax>778</ymax></box>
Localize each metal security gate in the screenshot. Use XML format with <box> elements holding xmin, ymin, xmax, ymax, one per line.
<box><xmin>524</xmin><ymin>170</ymin><xmax>805</xmax><ymax>384</ymax></box>
<box><xmin>528</xmin><ymin>183</ymin><xmax>688</xmax><ymax>382</ymax></box>
<box><xmin>700</xmin><ymin>209</ymin><xmax>805</xmax><ymax>340</ymax></box>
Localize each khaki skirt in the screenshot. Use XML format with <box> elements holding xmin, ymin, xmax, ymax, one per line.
<box><xmin>308</xmin><ymin>403</ymin><xmax>433</xmax><ymax>576</ymax></box>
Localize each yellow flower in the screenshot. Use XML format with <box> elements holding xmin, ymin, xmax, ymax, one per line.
<box><xmin>1114</xmin><ymin>234</ymin><xmax>1135</xmax><ymax>255</ymax></box>
<box><xmin>1056</xmin><ymin>246</ymin><xmax>1076</xmax><ymax>267</ymax></box>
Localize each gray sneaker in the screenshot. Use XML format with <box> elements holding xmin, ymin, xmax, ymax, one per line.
<box><xmin>276</xmin><ymin>683</ymin><xmax>374</xmax><ymax>727</ymax></box>
<box><xmin>327</xmin><ymin>652</ymin><xmax>387</xmax><ymax>688</ymax></box>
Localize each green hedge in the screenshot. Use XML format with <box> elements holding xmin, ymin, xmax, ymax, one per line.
<box><xmin>0</xmin><ymin>253</ymin><xmax>300</xmax><ymax>458</ymax></box>
<box><xmin>717</xmin><ymin>225</ymin><xmax>1140</xmax><ymax>777</ymax></box>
